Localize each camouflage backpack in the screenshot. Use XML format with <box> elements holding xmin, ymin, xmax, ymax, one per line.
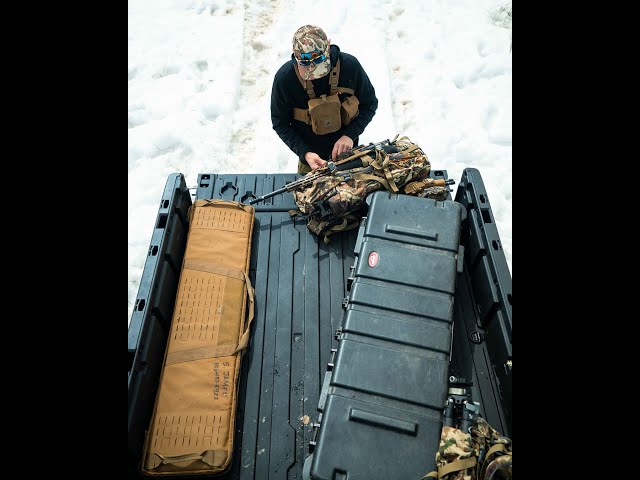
<box><xmin>292</xmin><ymin>136</ymin><xmax>452</xmax><ymax>243</ymax></box>
<box><xmin>422</xmin><ymin>416</ymin><xmax>512</xmax><ymax>480</ymax></box>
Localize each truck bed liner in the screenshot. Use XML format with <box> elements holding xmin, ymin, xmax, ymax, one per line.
<box><xmin>128</xmin><ymin>169</ymin><xmax>512</xmax><ymax>479</ymax></box>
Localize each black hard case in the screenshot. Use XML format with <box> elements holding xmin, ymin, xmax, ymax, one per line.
<box><xmin>311</xmin><ymin>192</ymin><xmax>465</xmax><ymax>480</ymax></box>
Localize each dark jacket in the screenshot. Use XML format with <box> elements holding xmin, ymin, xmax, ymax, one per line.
<box><xmin>271</xmin><ymin>44</ymin><xmax>378</xmax><ymax>163</ymax></box>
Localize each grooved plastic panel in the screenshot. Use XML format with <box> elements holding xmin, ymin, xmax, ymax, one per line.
<box><xmin>128</xmin><ymin>169</ymin><xmax>513</xmax><ymax>479</ymax></box>
<box><xmin>311</xmin><ymin>192</ymin><xmax>464</xmax><ymax>480</ymax></box>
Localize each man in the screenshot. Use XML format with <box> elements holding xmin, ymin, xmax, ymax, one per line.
<box><xmin>271</xmin><ymin>25</ymin><xmax>378</xmax><ymax>174</ymax></box>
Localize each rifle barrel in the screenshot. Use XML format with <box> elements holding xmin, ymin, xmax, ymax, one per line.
<box><xmin>248</xmin><ymin>171</ymin><xmax>327</xmax><ymax>205</ymax></box>
<box><xmin>249</xmin><ymin>186</ymin><xmax>288</xmax><ymax>205</ymax></box>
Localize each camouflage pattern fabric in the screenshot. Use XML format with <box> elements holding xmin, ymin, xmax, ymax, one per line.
<box><xmin>326</xmin><ymin>177</ymin><xmax>383</xmax><ymax>218</ymax></box>
<box><xmin>292</xmin><ymin>25</ymin><xmax>330</xmax><ymax>80</ymax></box>
<box><xmin>293</xmin><ymin>146</ymin><xmax>431</xmax><ymax>215</ymax></box>
<box><xmin>470</xmin><ymin>417</ymin><xmax>512</xmax><ymax>480</ymax></box>
<box><xmin>384</xmin><ymin>149</ymin><xmax>431</xmax><ymax>188</ymax></box>
<box><xmin>428</xmin><ymin>417</ymin><xmax>512</xmax><ymax>480</ymax></box>
<box><xmin>292</xmin><ymin>137</ymin><xmax>449</xmax><ymax>242</ymax></box>
<box><xmin>483</xmin><ymin>455</ymin><xmax>512</xmax><ymax>480</ymax></box>
<box><xmin>433</xmin><ymin>426</ymin><xmax>477</xmax><ymax>480</ymax></box>
<box><xmin>420</xmin><ymin>186</ymin><xmax>450</xmax><ymax>201</ymax></box>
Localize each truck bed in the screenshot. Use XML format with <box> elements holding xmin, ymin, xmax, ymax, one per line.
<box><xmin>128</xmin><ymin>169</ymin><xmax>512</xmax><ymax>479</ymax></box>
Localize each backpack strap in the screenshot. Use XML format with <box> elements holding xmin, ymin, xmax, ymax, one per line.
<box><xmin>321</xmin><ymin>214</ymin><xmax>360</xmax><ymax>244</ymax></box>
<box><xmin>485</xmin><ymin>443</ymin><xmax>508</xmax><ymax>458</ymax></box>
<box><xmin>350</xmin><ymin>172</ymin><xmax>391</xmax><ymax>191</ymax></box>
<box><xmin>478</xmin><ymin>443</ymin><xmax>511</xmax><ymax>479</ymax></box>
<box><xmin>330</xmin><ymin>59</ymin><xmax>356</xmax><ymax>95</ymax></box>
<box><xmin>368</xmin><ymin>151</ymin><xmax>400</xmax><ymax>193</ymax></box>
<box><xmin>438</xmin><ymin>456</ymin><xmax>477</xmax><ymax>477</ymax></box>
<box><xmin>147</xmin><ymin>450</ymin><xmax>228</xmax><ymax>470</ymax></box>
<box><xmin>294</xmin><ymin>63</ymin><xmax>317</xmax><ymax>99</ymax></box>
<box><xmin>399</xmin><ymin>143</ymin><xmax>421</xmax><ymax>154</ymax></box>
<box><xmin>293</xmin><ymin>107</ymin><xmax>311</xmax><ymax>124</ymax></box>
<box><xmin>292</xmin><ymin>64</ymin><xmax>316</xmax><ymax>125</ymax></box>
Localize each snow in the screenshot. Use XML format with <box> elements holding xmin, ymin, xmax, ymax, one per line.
<box><xmin>128</xmin><ymin>0</ymin><xmax>512</xmax><ymax>323</ymax></box>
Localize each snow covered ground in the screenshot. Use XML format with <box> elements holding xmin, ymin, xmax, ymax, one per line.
<box><xmin>128</xmin><ymin>0</ymin><xmax>512</xmax><ymax>323</ymax></box>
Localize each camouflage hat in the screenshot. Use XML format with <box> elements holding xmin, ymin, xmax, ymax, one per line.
<box><xmin>292</xmin><ymin>25</ymin><xmax>331</xmax><ymax>81</ymax></box>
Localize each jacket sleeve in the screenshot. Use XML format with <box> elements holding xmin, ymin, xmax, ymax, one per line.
<box><xmin>271</xmin><ymin>72</ymin><xmax>309</xmax><ymax>159</ymax></box>
<box><xmin>341</xmin><ymin>57</ymin><xmax>378</xmax><ymax>142</ymax></box>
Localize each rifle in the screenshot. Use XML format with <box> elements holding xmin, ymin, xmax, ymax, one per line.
<box><xmin>248</xmin><ymin>140</ymin><xmax>396</xmax><ymax>205</ymax></box>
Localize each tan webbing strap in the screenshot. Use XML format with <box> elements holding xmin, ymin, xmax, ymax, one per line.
<box><xmin>437</xmin><ymin>456</ymin><xmax>477</xmax><ymax>477</ymax></box>
<box><xmin>166</xmin><ymin>344</ymin><xmax>233</xmax><ymax>365</ymax></box>
<box><xmin>329</xmin><ymin>59</ymin><xmax>340</xmax><ymax>96</ymax></box>
<box><xmin>165</xmin><ymin>266</ymin><xmax>255</xmax><ymax>365</ymax></box>
<box><xmin>293</xmin><ymin>107</ymin><xmax>311</xmax><ymax>124</ymax></box>
<box><xmin>320</xmin><ymin>218</ymin><xmax>345</xmax><ymax>244</ymax></box>
<box><xmin>382</xmin><ymin>163</ymin><xmax>400</xmax><ymax>193</ymax></box>
<box><xmin>480</xmin><ymin>452</ymin><xmax>512</xmax><ymax>479</ymax></box>
<box><xmin>322</xmin><ymin>215</ymin><xmax>360</xmax><ymax>244</ymax></box>
<box><xmin>329</xmin><ymin>60</ymin><xmax>356</xmax><ymax>95</ymax></box>
<box><xmin>294</xmin><ymin>63</ymin><xmax>306</xmax><ymax>89</ymax></box>
<box><xmin>164</xmin><ymin>314</ymin><xmax>254</xmax><ymax>364</ymax></box>
<box><xmin>485</xmin><ymin>443</ymin><xmax>507</xmax><ymax>459</ymax></box>
<box><xmin>368</xmin><ymin>150</ymin><xmax>387</xmax><ymax>171</ymax></box>
<box><xmin>294</xmin><ymin>62</ymin><xmax>319</xmax><ymax>122</ymax></box>
<box><xmin>403</xmin><ymin>179</ymin><xmax>423</xmax><ymax>195</ymax></box>
<box><xmin>351</xmin><ymin>172</ymin><xmax>391</xmax><ymax>191</ymax></box>
<box><xmin>189</xmin><ymin>199</ymin><xmax>254</xmax><ymax>223</ymax></box>
<box><xmin>334</xmin><ymin>149</ymin><xmax>376</xmax><ymax>167</ymax></box>
<box><xmin>181</xmin><ymin>260</ymin><xmax>255</xmax><ymax>324</ymax></box>
<box><xmin>183</xmin><ymin>259</ymin><xmax>246</xmax><ymax>281</ymax></box>
<box><xmin>294</xmin><ymin>64</ymin><xmax>316</xmax><ymax>99</ymax></box>
<box><xmin>294</xmin><ymin>61</ymin><xmax>347</xmax><ymax>122</ymax></box>
<box><xmin>479</xmin><ymin>443</ymin><xmax>510</xmax><ymax>478</ymax></box>
<box><xmin>479</xmin><ymin>445</ymin><xmax>511</xmax><ymax>479</ymax></box>
<box><xmin>165</xmin><ymin>278</ymin><xmax>254</xmax><ymax>364</ymax></box>
<box><xmin>393</xmin><ymin>136</ymin><xmax>424</xmax><ymax>155</ymax></box>
<box><xmin>235</xmin><ymin>272</ymin><xmax>255</xmax><ymax>351</ymax></box>
<box><xmin>400</xmin><ymin>143</ymin><xmax>421</xmax><ymax>155</ymax></box>
<box><xmin>404</xmin><ymin>178</ymin><xmax>440</xmax><ymax>195</ymax></box>
<box><xmin>367</xmin><ymin>151</ymin><xmax>399</xmax><ymax>193</ymax></box>
<box><xmin>193</xmin><ymin>199</ymin><xmax>254</xmax><ymax>213</ymax></box>
<box><xmin>306</xmin><ymin>218</ymin><xmax>323</xmax><ymax>235</ymax></box>
<box><xmin>148</xmin><ymin>449</ymin><xmax>228</xmax><ymax>469</ymax></box>
<box><xmin>358</xmin><ymin>154</ymin><xmax>374</xmax><ymax>167</ymax></box>
<box><xmin>421</xmin><ymin>473</ymin><xmax>438</xmax><ymax>479</ymax></box>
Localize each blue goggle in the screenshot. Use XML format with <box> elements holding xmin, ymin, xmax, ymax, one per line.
<box><xmin>297</xmin><ymin>49</ymin><xmax>326</xmax><ymax>66</ymax></box>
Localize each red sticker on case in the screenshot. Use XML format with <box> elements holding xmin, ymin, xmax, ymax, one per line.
<box><xmin>368</xmin><ymin>251</ymin><xmax>379</xmax><ymax>267</ymax></box>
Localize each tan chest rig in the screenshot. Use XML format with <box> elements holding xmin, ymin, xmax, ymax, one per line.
<box><xmin>293</xmin><ymin>59</ymin><xmax>360</xmax><ymax>135</ymax></box>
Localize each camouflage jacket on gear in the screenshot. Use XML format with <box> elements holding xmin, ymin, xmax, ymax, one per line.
<box><xmin>293</xmin><ymin>137</ymin><xmax>450</xmax><ymax>243</ymax></box>
<box><xmin>423</xmin><ymin>416</ymin><xmax>512</xmax><ymax>480</ymax></box>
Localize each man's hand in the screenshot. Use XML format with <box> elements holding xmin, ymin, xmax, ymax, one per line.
<box><xmin>305</xmin><ymin>152</ymin><xmax>327</xmax><ymax>170</ymax></box>
<box><xmin>332</xmin><ymin>135</ymin><xmax>354</xmax><ymax>161</ymax></box>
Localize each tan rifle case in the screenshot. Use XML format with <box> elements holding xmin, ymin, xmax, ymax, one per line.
<box><xmin>141</xmin><ymin>199</ymin><xmax>255</xmax><ymax>476</ymax></box>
